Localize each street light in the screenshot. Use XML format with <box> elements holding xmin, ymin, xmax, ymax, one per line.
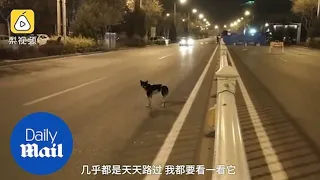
<box><xmin>166</xmin><ymin>13</ymin><xmax>170</xmax><ymax>17</ymax></box>
<box><xmin>180</xmin><ymin>0</ymin><xmax>187</xmax><ymax>4</ymax></box>
<box><xmin>203</xmin><ymin>18</ymin><xmax>207</xmax><ymax>22</ymax></box>
<box><xmin>174</xmin><ymin>0</ymin><xmax>188</xmax><ymax>25</ymax></box>
<box><xmin>241</xmin><ymin>17</ymin><xmax>244</xmax><ymax>20</ymax></box>
<box><xmin>265</xmin><ymin>23</ymin><xmax>269</xmax><ymax>27</ymax></box>
<box><xmin>199</xmin><ymin>14</ymin><xmax>204</xmax><ymax>19</ymax></box>
<box><xmin>237</xmin><ymin>19</ymin><xmax>241</xmax><ymax>22</ymax></box>
<box><xmin>215</xmin><ymin>25</ymin><xmax>218</xmax><ymax>29</ymax></box>
<box><xmin>245</xmin><ymin>10</ymin><xmax>250</xmax><ymax>16</ymax></box>
<box><xmin>224</xmin><ymin>25</ymin><xmax>227</xmax><ymax>28</ymax></box>
<box><xmin>230</xmin><ymin>23</ymin><xmax>234</xmax><ymax>27</ymax></box>
<box><xmin>192</xmin><ymin>9</ymin><xmax>197</xmax><ymax>13</ymax></box>
<box><xmin>182</xmin><ymin>18</ymin><xmax>185</xmax><ymax>22</ymax></box>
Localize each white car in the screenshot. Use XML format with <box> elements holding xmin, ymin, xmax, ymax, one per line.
<box><xmin>36</xmin><ymin>34</ymin><xmax>50</xmax><ymax>46</ymax></box>
<box><xmin>179</xmin><ymin>37</ymin><xmax>195</xmax><ymax>46</ymax></box>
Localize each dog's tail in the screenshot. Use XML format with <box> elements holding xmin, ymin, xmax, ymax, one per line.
<box><xmin>161</xmin><ymin>85</ymin><xmax>169</xmax><ymax>97</ymax></box>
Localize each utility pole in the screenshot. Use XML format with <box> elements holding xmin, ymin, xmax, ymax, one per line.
<box><xmin>56</xmin><ymin>0</ymin><xmax>61</xmax><ymax>36</ymax></box>
<box><xmin>187</xmin><ymin>12</ymin><xmax>190</xmax><ymax>34</ymax></box>
<box><xmin>62</xmin><ymin>0</ymin><xmax>67</xmax><ymax>42</ymax></box>
<box><xmin>317</xmin><ymin>0</ymin><xmax>320</xmax><ymax>18</ymax></box>
<box><xmin>174</xmin><ymin>1</ymin><xmax>177</xmax><ymax>25</ymax></box>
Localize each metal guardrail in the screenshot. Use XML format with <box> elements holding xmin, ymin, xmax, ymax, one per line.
<box><xmin>212</xmin><ymin>40</ymin><xmax>251</xmax><ymax>180</ymax></box>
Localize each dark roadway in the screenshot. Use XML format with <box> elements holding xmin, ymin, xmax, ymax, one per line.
<box><xmin>0</xmin><ymin>39</ymin><xmax>218</xmax><ymax>180</ymax></box>
<box><xmin>228</xmin><ymin>45</ymin><xmax>320</xmax><ymax>151</ymax></box>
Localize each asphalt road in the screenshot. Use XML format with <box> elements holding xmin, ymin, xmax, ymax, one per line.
<box><xmin>0</xmin><ymin>39</ymin><xmax>218</xmax><ymax>180</ymax></box>
<box><xmin>228</xmin><ymin>45</ymin><xmax>320</xmax><ymax>152</ymax></box>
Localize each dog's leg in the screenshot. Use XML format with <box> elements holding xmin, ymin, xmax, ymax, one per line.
<box><xmin>146</xmin><ymin>97</ymin><xmax>152</xmax><ymax>108</ymax></box>
<box><xmin>161</xmin><ymin>96</ymin><xmax>166</xmax><ymax>108</ymax></box>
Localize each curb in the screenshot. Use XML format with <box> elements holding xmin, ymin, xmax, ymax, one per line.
<box><xmin>0</xmin><ymin>46</ymin><xmax>137</xmax><ymax>67</ymax></box>
<box><xmin>0</xmin><ymin>50</ymin><xmax>110</xmax><ymax>66</ymax></box>
<box><xmin>0</xmin><ymin>43</ymin><xmax>178</xmax><ymax>67</ymax></box>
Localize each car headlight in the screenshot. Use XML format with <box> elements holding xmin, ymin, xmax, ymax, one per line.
<box><xmin>180</xmin><ymin>39</ymin><xmax>186</xmax><ymax>44</ymax></box>
<box><xmin>187</xmin><ymin>39</ymin><xmax>194</xmax><ymax>45</ymax></box>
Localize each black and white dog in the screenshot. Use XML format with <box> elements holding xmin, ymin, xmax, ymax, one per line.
<box><xmin>140</xmin><ymin>80</ymin><xmax>169</xmax><ymax>108</ymax></box>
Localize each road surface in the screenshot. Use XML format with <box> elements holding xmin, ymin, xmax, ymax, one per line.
<box><xmin>0</xmin><ymin>39</ymin><xmax>218</xmax><ymax>180</ymax></box>
<box><xmin>229</xmin><ymin>45</ymin><xmax>320</xmax><ymax>179</ymax></box>
<box><xmin>228</xmin><ymin>45</ymin><xmax>320</xmax><ymax>150</ymax></box>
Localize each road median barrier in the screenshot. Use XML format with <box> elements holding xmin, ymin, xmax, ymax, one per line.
<box><xmin>211</xmin><ymin>40</ymin><xmax>251</xmax><ymax>180</ymax></box>
<box><xmin>269</xmin><ymin>41</ymin><xmax>284</xmax><ymax>54</ymax></box>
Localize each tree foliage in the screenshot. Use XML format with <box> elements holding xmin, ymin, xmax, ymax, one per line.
<box><xmin>142</xmin><ymin>0</ymin><xmax>163</xmax><ymax>26</ymax></box>
<box><xmin>126</xmin><ymin>0</ymin><xmax>135</xmax><ymax>11</ymax></box>
<box><xmin>140</xmin><ymin>0</ymin><xmax>163</xmax><ymax>39</ymax></box>
<box><xmin>71</xmin><ymin>0</ymin><xmax>126</xmax><ymax>39</ymax></box>
<box><xmin>292</xmin><ymin>0</ymin><xmax>318</xmax><ymax>32</ymax></box>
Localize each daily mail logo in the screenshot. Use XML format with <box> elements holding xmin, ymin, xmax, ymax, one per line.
<box><xmin>20</xmin><ymin>128</ymin><xmax>63</xmax><ymax>158</ymax></box>
<box><xmin>10</xmin><ymin>112</ymin><xmax>73</xmax><ymax>175</ymax></box>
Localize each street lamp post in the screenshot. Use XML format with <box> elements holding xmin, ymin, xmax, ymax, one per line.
<box><xmin>174</xmin><ymin>1</ymin><xmax>177</xmax><ymax>25</ymax></box>
<box><xmin>62</xmin><ymin>0</ymin><xmax>67</xmax><ymax>42</ymax></box>
<box><xmin>174</xmin><ymin>0</ymin><xmax>187</xmax><ymax>26</ymax></box>
<box><xmin>56</xmin><ymin>0</ymin><xmax>61</xmax><ymax>36</ymax></box>
<box><xmin>243</xmin><ymin>10</ymin><xmax>251</xmax><ymax>35</ymax></box>
<box><xmin>317</xmin><ymin>0</ymin><xmax>320</xmax><ymax>18</ymax></box>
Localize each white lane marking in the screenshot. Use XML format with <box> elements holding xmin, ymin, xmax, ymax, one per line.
<box><xmin>227</xmin><ymin>51</ymin><xmax>288</xmax><ymax>179</ymax></box>
<box><xmin>144</xmin><ymin>45</ymin><xmax>218</xmax><ymax>180</ymax></box>
<box><xmin>158</xmin><ymin>54</ymin><xmax>173</xmax><ymax>60</ymax></box>
<box><xmin>276</xmin><ymin>56</ymin><xmax>288</xmax><ymax>62</ymax></box>
<box><xmin>23</xmin><ymin>77</ymin><xmax>107</xmax><ymax>106</ymax></box>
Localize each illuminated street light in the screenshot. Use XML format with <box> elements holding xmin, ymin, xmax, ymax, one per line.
<box><xmin>234</xmin><ymin>22</ymin><xmax>238</xmax><ymax>26</ymax></box>
<box><xmin>224</xmin><ymin>25</ymin><xmax>227</xmax><ymax>28</ymax></box>
<box><xmin>241</xmin><ymin>17</ymin><xmax>244</xmax><ymax>20</ymax></box>
<box><xmin>166</xmin><ymin>13</ymin><xmax>170</xmax><ymax>17</ymax></box>
<box><xmin>192</xmin><ymin>9</ymin><xmax>197</xmax><ymax>13</ymax></box>
<box><xmin>215</xmin><ymin>25</ymin><xmax>218</xmax><ymax>29</ymax></box>
<box><xmin>265</xmin><ymin>23</ymin><xmax>269</xmax><ymax>27</ymax></box>
<box><xmin>245</xmin><ymin>10</ymin><xmax>250</xmax><ymax>16</ymax></box>
<box><xmin>180</xmin><ymin>0</ymin><xmax>187</xmax><ymax>4</ymax></box>
<box><xmin>182</xmin><ymin>18</ymin><xmax>185</xmax><ymax>22</ymax></box>
<box><xmin>230</xmin><ymin>23</ymin><xmax>234</xmax><ymax>27</ymax></box>
<box><xmin>199</xmin><ymin>14</ymin><xmax>204</xmax><ymax>19</ymax></box>
<box><xmin>237</xmin><ymin>19</ymin><xmax>241</xmax><ymax>22</ymax></box>
<box><xmin>203</xmin><ymin>18</ymin><xmax>207</xmax><ymax>21</ymax></box>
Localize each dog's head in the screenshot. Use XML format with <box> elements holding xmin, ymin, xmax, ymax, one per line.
<box><xmin>140</xmin><ymin>80</ymin><xmax>149</xmax><ymax>90</ymax></box>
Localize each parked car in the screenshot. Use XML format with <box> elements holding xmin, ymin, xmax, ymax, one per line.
<box><xmin>154</xmin><ymin>36</ymin><xmax>169</xmax><ymax>45</ymax></box>
<box><xmin>36</xmin><ymin>34</ymin><xmax>50</xmax><ymax>46</ymax></box>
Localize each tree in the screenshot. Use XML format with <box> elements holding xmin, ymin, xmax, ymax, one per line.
<box><xmin>254</xmin><ymin>0</ymin><xmax>293</xmax><ymax>24</ymax></box>
<box><xmin>292</xmin><ymin>0</ymin><xmax>318</xmax><ymax>35</ymax></box>
<box><xmin>141</xmin><ymin>0</ymin><xmax>163</xmax><ymax>38</ymax></box>
<box><xmin>71</xmin><ymin>0</ymin><xmax>126</xmax><ymax>39</ymax></box>
<box><xmin>169</xmin><ymin>22</ymin><xmax>177</xmax><ymax>42</ymax></box>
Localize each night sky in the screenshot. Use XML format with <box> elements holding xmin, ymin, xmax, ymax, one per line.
<box><xmin>161</xmin><ymin>0</ymin><xmax>293</xmax><ymax>26</ymax></box>
<box><xmin>161</xmin><ymin>0</ymin><xmax>249</xmax><ymax>25</ymax></box>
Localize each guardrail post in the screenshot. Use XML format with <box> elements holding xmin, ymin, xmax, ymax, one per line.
<box><xmin>212</xmin><ymin>41</ymin><xmax>251</xmax><ymax>180</ymax></box>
